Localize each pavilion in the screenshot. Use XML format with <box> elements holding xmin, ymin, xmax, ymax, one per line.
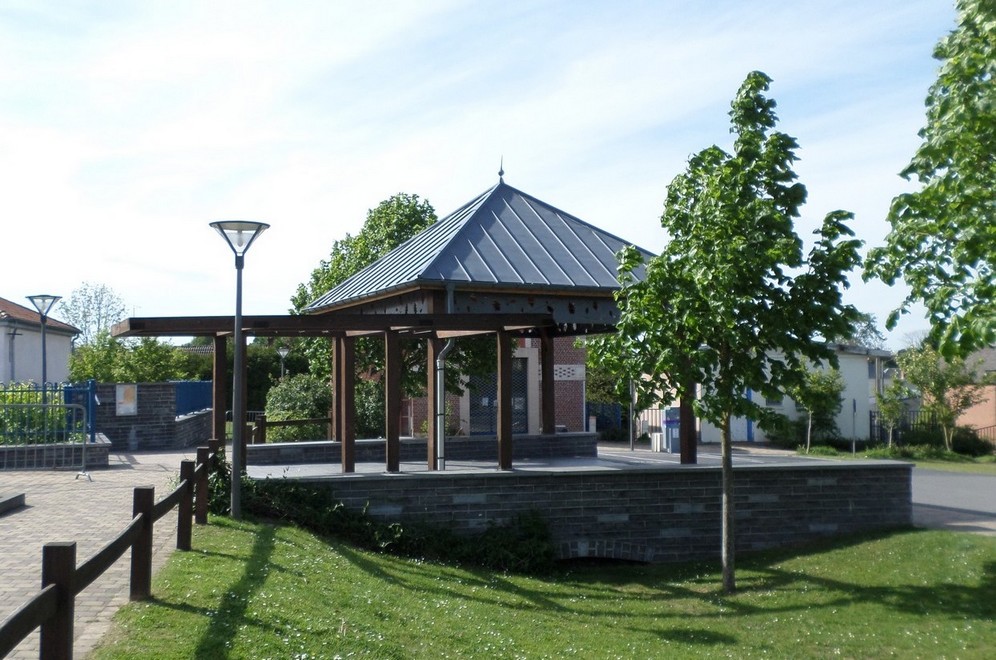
<box><xmin>113</xmin><ymin>177</ymin><xmax>660</xmax><ymax>472</ymax></box>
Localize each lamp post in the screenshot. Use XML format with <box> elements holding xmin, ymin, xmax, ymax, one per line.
<box><xmin>27</xmin><ymin>294</ymin><xmax>61</xmax><ymax>393</ymax></box>
<box><xmin>210</xmin><ymin>221</ymin><xmax>269</xmax><ymax>519</ymax></box>
<box><xmin>277</xmin><ymin>346</ymin><xmax>289</xmax><ymax>378</ymax></box>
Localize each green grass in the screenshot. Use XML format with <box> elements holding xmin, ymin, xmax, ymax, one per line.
<box><xmin>800</xmin><ymin>446</ymin><xmax>996</xmax><ymax>475</ymax></box>
<box><xmin>91</xmin><ymin>520</ymin><xmax>995</xmax><ymax>659</ymax></box>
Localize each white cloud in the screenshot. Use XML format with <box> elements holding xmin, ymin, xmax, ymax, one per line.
<box><xmin>0</xmin><ymin>0</ymin><xmax>956</xmax><ymax>348</ymax></box>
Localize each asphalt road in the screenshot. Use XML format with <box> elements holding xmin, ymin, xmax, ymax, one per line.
<box><xmin>911</xmin><ymin>467</ymin><xmax>996</xmax><ymax>535</ymax></box>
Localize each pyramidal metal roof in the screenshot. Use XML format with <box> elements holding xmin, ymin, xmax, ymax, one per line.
<box><xmin>306</xmin><ymin>180</ymin><xmax>654</xmax><ymax>313</ymax></box>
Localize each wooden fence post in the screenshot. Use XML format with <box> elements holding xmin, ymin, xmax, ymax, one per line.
<box><xmin>208</xmin><ymin>438</ymin><xmax>220</xmax><ymax>465</ymax></box>
<box><xmin>178</xmin><ymin>461</ymin><xmax>194</xmax><ymax>551</ymax></box>
<box><xmin>40</xmin><ymin>541</ymin><xmax>75</xmax><ymax>660</ymax></box>
<box><xmin>256</xmin><ymin>413</ymin><xmax>267</xmax><ymax>444</ymax></box>
<box><xmin>195</xmin><ymin>446</ymin><xmax>210</xmax><ymax>525</ymax></box>
<box><xmin>130</xmin><ymin>486</ymin><xmax>155</xmax><ymax>601</ymax></box>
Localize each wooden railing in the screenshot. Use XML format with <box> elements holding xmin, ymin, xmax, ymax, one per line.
<box><xmin>0</xmin><ymin>440</ymin><xmax>221</xmax><ymax>660</ymax></box>
<box><xmin>250</xmin><ymin>414</ymin><xmax>333</xmax><ymax>445</ymax></box>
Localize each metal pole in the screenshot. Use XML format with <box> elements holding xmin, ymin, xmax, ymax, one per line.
<box><xmin>40</xmin><ymin>313</ymin><xmax>47</xmax><ymax>388</ymax></box>
<box><xmin>231</xmin><ymin>254</ymin><xmax>245</xmax><ymax>519</ymax></box>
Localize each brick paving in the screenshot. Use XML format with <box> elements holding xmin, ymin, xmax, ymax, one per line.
<box><xmin>0</xmin><ymin>449</ymin><xmax>196</xmax><ymax>659</ymax></box>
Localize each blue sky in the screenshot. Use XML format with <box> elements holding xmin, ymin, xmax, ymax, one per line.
<box><xmin>0</xmin><ymin>0</ymin><xmax>957</xmax><ymax>348</ymax></box>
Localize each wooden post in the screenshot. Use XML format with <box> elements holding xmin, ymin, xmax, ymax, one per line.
<box><xmin>178</xmin><ymin>460</ymin><xmax>194</xmax><ymax>551</ymax></box>
<box><xmin>256</xmin><ymin>413</ymin><xmax>267</xmax><ymax>444</ymax></box>
<box><xmin>540</xmin><ymin>330</ymin><xmax>556</xmax><ymax>435</ymax></box>
<box><xmin>426</xmin><ymin>338</ymin><xmax>441</xmax><ymax>470</ymax></box>
<box><xmin>130</xmin><ymin>486</ymin><xmax>155</xmax><ymax>601</ymax></box>
<box><xmin>497</xmin><ymin>330</ymin><xmax>513</xmax><ymax>470</ymax></box>
<box><xmin>212</xmin><ymin>335</ymin><xmax>227</xmax><ymax>442</ymax></box>
<box><xmin>195</xmin><ymin>446</ymin><xmax>209</xmax><ymax>525</ymax></box>
<box><xmin>40</xmin><ymin>541</ymin><xmax>75</xmax><ymax>660</ymax></box>
<box><xmin>337</xmin><ymin>336</ymin><xmax>356</xmax><ymax>473</ymax></box>
<box><xmin>384</xmin><ymin>331</ymin><xmax>401</xmax><ymax>473</ymax></box>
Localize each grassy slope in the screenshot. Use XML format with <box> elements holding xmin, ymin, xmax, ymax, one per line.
<box><xmin>91</xmin><ymin>520</ymin><xmax>996</xmax><ymax>659</ymax></box>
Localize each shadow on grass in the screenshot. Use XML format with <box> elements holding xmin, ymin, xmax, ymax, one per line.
<box><xmin>192</xmin><ymin>522</ymin><xmax>277</xmax><ymax>658</ymax></box>
<box><xmin>333</xmin><ymin>525</ymin><xmax>995</xmax><ymax>632</ymax></box>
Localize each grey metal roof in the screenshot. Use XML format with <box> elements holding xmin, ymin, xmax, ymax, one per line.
<box><xmin>305</xmin><ymin>180</ymin><xmax>654</xmax><ymax>313</ymax></box>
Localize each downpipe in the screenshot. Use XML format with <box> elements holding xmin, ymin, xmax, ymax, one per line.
<box><xmin>436</xmin><ymin>284</ymin><xmax>455</xmax><ymax>469</ymax></box>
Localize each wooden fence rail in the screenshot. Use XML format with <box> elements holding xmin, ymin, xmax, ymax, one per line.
<box><xmin>0</xmin><ymin>439</ymin><xmax>220</xmax><ymax>660</ymax></box>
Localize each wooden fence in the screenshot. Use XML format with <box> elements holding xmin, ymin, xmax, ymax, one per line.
<box><xmin>0</xmin><ymin>440</ymin><xmax>220</xmax><ymax>660</ymax></box>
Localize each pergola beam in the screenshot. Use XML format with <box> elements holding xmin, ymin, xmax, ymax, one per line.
<box><xmin>111</xmin><ymin>313</ymin><xmax>557</xmax><ymax>338</ymax></box>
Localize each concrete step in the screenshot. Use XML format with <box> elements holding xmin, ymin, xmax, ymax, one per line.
<box><xmin>0</xmin><ymin>492</ymin><xmax>26</xmax><ymax>516</ymax></box>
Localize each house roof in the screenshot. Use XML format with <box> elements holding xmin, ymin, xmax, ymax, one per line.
<box><xmin>305</xmin><ymin>180</ymin><xmax>654</xmax><ymax>313</ymax></box>
<box><xmin>0</xmin><ymin>297</ymin><xmax>79</xmax><ymax>334</ymax></box>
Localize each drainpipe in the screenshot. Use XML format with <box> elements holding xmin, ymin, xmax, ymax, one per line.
<box><xmin>436</xmin><ymin>284</ymin><xmax>456</xmax><ymax>469</ymax></box>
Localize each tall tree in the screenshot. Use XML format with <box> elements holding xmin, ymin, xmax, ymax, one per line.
<box><xmin>875</xmin><ymin>377</ymin><xmax>910</xmax><ymax>448</ymax></box>
<box><xmin>59</xmin><ymin>282</ymin><xmax>127</xmax><ymax>345</ymax></box>
<box><xmin>292</xmin><ymin>193</ymin><xmax>494</xmax><ymax>404</ymax></box>
<box><xmin>789</xmin><ymin>367</ymin><xmax>845</xmax><ymax>453</ymax></box>
<box><xmin>865</xmin><ymin>0</ymin><xmax>996</xmax><ymax>358</ymax></box>
<box><xmin>291</xmin><ymin>193</ymin><xmax>439</xmax><ymax>389</ymax></box>
<box><xmin>589</xmin><ymin>71</ymin><xmax>861</xmax><ymax>593</ymax></box>
<box><xmin>897</xmin><ymin>344</ymin><xmax>986</xmax><ymax>451</ymax></box>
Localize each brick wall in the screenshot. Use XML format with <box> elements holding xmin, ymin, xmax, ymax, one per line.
<box><xmin>95</xmin><ymin>383</ymin><xmax>211</xmax><ymax>451</ymax></box>
<box><xmin>270</xmin><ymin>461</ymin><xmax>911</xmax><ymax>563</ymax></box>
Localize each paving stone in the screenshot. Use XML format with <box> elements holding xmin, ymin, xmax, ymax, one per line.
<box><xmin>0</xmin><ymin>449</ymin><xmax>196</xmax><ymax>659</ymax></box>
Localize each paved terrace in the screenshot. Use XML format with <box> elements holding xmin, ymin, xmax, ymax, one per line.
<box><xmin>0</xmin><ymin>449</ymin><xmax>193</xmax><ymax>659</ymax></box>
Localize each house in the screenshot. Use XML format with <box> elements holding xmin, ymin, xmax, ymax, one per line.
<box><xmin>0</xmin><ymin>296</ymin><xmax>79</xmax><ymax>384</ymax></box>
<box><xmin>957</xmin><ymin>347</ymin><xmax>996</xmax><ymax>439</ymax></box>
<box><xmin>697</xmin><ymin>344</ymin><xmax>893</xmax><ymax>443</ymax></box>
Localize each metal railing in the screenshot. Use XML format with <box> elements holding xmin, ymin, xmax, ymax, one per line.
<box><xmin>0</xmin><ymin>440</ymin><xmax>220</xmax><ymax>659</ymax></box>
<box><xmin>0</xmin><ymin>403</ymin><xmax>88</xmax><ymax>473</ymax></box>
<box><xmin>0</xmin><ymin>381</ymin><xmax>97</xmax><ymax>445</ymax></box>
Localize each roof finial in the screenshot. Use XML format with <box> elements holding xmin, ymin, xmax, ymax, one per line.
<box><xmin>498</xmin><ymin>156</ymin><xmax>504</xmax><ymax>182</ymax></box>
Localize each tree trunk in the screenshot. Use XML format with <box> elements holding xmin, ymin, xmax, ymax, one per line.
<box><xmin>805</xmin><ymin>411</ymin><xmax>813</xmax><ymax>453</ymax></box>
<box><xmin>721</xmin><ymin>414</ymin><xmax>736</xmax><ymax>594</ymax></box>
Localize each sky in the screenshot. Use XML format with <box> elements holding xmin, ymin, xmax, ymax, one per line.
<box><xmin>0</xmin><ymin>0</ymin><xmax>958</xmax><ymax>349</ymax></box>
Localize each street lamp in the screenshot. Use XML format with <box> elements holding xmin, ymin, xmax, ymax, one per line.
<box><xmin>27</xmin><ymin>294</ymin><xmax>61</xmax><ymax>392</ymax></box>
<box><xmin>210</xmin><ymin>220</ymin><xmax>269</xmax><ymax>519</ymax></box>
<box><xmin>277</xmin><ymin>346</ymin><xmax>289</xmax><ymax>378</ymax></box>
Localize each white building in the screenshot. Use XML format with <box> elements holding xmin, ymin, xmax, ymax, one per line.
<box><xmin>0</xmin><ymin>296</ymin><xmax>79</xmax><ymax>384</ymax></box>
<box><xmin>697</xmin><ymin>345</ymin><xmax>893</xmax><ymax>443</ymax></box>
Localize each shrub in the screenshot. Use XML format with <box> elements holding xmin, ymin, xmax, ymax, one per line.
<box><xmin>599</xmin><ymin>428</ymin><xmax>629</xmax><ymax>443</ymax></box>
<box><xmin>242</xmin><ymin>479</ymin><xmax>555</xmax><ymax>573</ymax></box>
<box><xmin>952</xmin><ymin>428</ymin><xmax>993</xmax><ymax>457</ymax></box>
<box><xmin>264</xmin><ymin>374</ymin><xmax>332</xmax><ymax>442</ymax></box>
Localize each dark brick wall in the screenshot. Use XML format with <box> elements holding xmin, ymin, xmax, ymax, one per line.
<box><xmin>271</xmin><ymin>461</ymin><xmax>911</xmax><ymax>563</ymax></box>
<box><xmin>95</xmin><ymin>384</ymin><xmax>211</xmax><ymax>451</ymax></box>
<box><xmin>0</xmin><ymin>435</ymin><xmax>111</xmax><ymax>469</ymax></box>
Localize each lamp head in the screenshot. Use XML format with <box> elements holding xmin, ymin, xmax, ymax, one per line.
<box><xmin>27</xmin><ymin>294</ymin><xmax>61</xmax><ymax>318</ymax></box>
<box><xmin>210</xmin><ymin>220</ymin><xmax>270</xmax><ymax>257</ymax></box>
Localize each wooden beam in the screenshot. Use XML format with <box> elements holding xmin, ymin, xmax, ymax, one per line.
<box><xmin>384</xmin><ymin>331</ymin><xmax>401</xmax><ymax>473</ymax></box>
<box><xmin>540</xmin><ymin>330</ymin><xmax>555</xmax><ymax>434</ymax></box>
<box><xmin>336</xmin><ymin>337</ymin><xmax>356</xmax><ymax>473</ymax></box>
<box><xmin>497</xmin><ymin>329</ymin><xmax>513</xmax><ymax>470</ymax></box>
<box><xmin>426</xmin><ymin>338</ymin><xmax>440</xmax><ymax>470</ymax></box>
<box><xmin>112</xmin><ymin>313</ymin><xmax>556</xmax><ymax>338</ymax></box>
<box><xmin>212</xmin><ymin>335</ymin><xmax>227</xmax><ymax>442</ymax></box>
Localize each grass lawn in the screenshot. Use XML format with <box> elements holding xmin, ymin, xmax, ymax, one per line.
<box><xmin>91</xmin><ymin>520</ymin><xmax>995</xmax><ymax>659</ymax></box>
<box><xmin>803</xmin><ymin>447</ymin><xmax>996</xmax><ymax>475</ymax></box>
